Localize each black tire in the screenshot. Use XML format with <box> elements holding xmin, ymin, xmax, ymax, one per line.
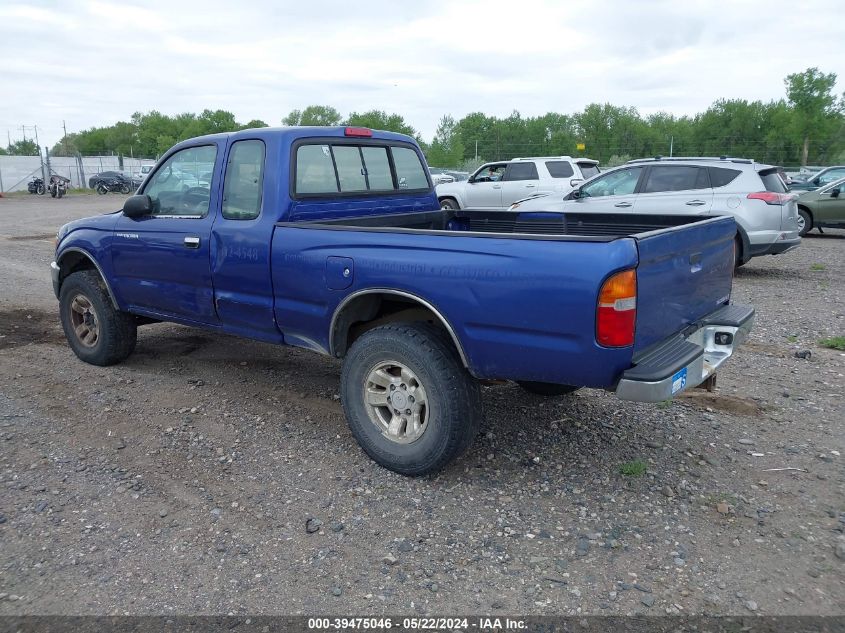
<box><xmin>58</xmin><ymin>187</ymin><xmax>65</xmax><ymax>198</ymax></box>
<box><xmin>96</xmin><ymin>184</ymin><xmax>108</xmax><ymax>195</ymax></box>
<box><xmin>36</xmin><ymin>184</ymin><xmax>45</xmax><ymax>195</ymax></box>
<box><xmin>50</xmin><ymin>186</ymin><xmax>57</xmax><ymax>198</ymax></box>
<box><xmin>440</xmin><ymin>198</ymin><xmax>459</xmax><ymax>210</ymax></box>
<box><xmin>798</xmin><ymin>208</ymin><xmax>812</xmax><ymax>237</ymax></box>
<box><xmin>734</xmin><ymin>235</ymin><xmax>745</xmax><ymax>268</ymax></box>
<box><xmin>340</xmin><ymin>322</ymin><xmax>481</xmax><ymax>476</ymax></box>
<box><xmin>119</xmin><ymin>184</ymin><xmax>131</xmax><ymax>194</ymax></box>
<box><xmin>517</xmin><ymin>381</ymin><xmax>581</xmax><ymax>396</ymax></box>
<box><xmin>59</xmin><ymin>270</ymin><xmax>137</xmax><ymax>366</ymax></box>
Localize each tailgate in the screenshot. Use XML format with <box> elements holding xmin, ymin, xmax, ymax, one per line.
<box><xmin>633</xmin><ymin>216</ymin><xmax>735</xmax><ymax>353</ymax></box>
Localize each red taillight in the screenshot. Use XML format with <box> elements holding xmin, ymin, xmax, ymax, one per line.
<box><xmin>344</xmin><ymin>127</ymin><xmax>373</xmax><ymax>137</ymax></box>
<box><xmin>597</xmin><ymin>269</ymin><xmax>637</xmax><ymax>347</ymax></box>
<box><xmin>747</xmin><ymin>191</ymin><xmax>791</xmax><ymax>205</ymax></box>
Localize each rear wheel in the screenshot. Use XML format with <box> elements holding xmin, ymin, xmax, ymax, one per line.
<box><xmin>440</xmin><ymin>198</ymin><xmax>459</xmax><ymax>211</ymax></box>
<box><xmin>341</xmin><ymin>322</ymin><xmax>480</xmax><ymax>476</ymax></box>
<box><xmin>119</xmin><ymin>183</ymin><xmax>131</xmax><ymax>194</ymax></box>
<box><xmin>59</xmin><ymin>270</ymin><xmax>137</xmax><ymax>366</ymax></box>
<box><xmin>518</xmin><ymin>381</ymin><xmax>581</xmax><ymax>397</ymax></box>
<box><xmin>797</xmin><ymin>208</ymin><xmax>812</xmax><ymax>237</ymax></box>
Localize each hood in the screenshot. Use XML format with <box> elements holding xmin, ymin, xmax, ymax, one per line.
<box><xmin>56</xmin><ymin>210</ymin><xmax>120</xmax><ymax>245</ymax></box>
<box><xmin>435</xmin><ymin>181</ymin><xmax>465</xmax><ymax>196</ymax></box>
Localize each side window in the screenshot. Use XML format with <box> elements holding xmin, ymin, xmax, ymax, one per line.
<box><xmin>709</xmin><ymin>167</ymin><xmax>742</xmax><ymax>188</ymax></box>
<box><xmin>222</xmin><ymin>140</ymin><xmax>265</xmax><ymax>220</ymax></box>
<box><xmin>504</xmin><ymin>162</ymin><xmax>540</xmax><ymax>181</ymax></box>
<box><xmin>577</xmin><ymin>162</ymin><xmax>600</xmax><ymax>179</ymax></box>
<box><xmin>391</xmin><ymin>147</ymin><xmax>429</xmax><ymax>189</ymax></box>
<box><xmin>333</xmin><ymin>146</ymin><xmax>367</xmax><ymax>192</ymax></box>
<box><xmin>819</xmin><ymin>168</ymin><xmax>845</xmax><ymax>185</ymax></box>
<box><xmin>642</xmin><ymin>166</ymin><xmax>709</xmax><ymax>193</ymax></box>
<box><xmin>296</xmin><ymin>145</ymin><xmax>339</xmax><ymax>194</ymax></box>
<box><xmin>581</xmin><ymin>167</ymin><xmax>642</xmax><ymax>198</ymax></box>
<box><xmin>143</xmin><ymin>145</ymin><xmax>217</xmax><ymax>217</ymax></box>
<box><xmin>545</xmin><ymin>161</ymin><xmax>574</xmax><ymax>178</ymax></box>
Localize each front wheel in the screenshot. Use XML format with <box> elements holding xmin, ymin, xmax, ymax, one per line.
<box><xmin>59</xmin><ymin>270</ymin><xmax>137</xmax><ymax>366</ymax></box>
<box><xmin>518</xmin><ymin>381</ymin><xmax>581</xmax><ymax>396</ymax></box>
<box><xmin>797</xmin><ymin>208</ymin><xmax>812</xmax><ymax>237</ymax></box>
<box><xmin>36</xmin><ymin>184</ymin><xmax>45</xmax><ymax>195</ymax></box>
<box><xmin>340</xmin><ymin>322</ymin><xmax>481</xmax><ymax>476</ymax></box>
<box><xmin>50</xmin><ymin>186</ymin><xmax>57</xmax><ymax>198</ymax></box>
<box><xmin>96</xmin><ymin>184</ymin><xmax>108</xmax><ymax>195</ymax></box>
<box><xmin>440</xmin><ymin>198</ymin><xmax>459</xmax><ymax>211</ymax></box>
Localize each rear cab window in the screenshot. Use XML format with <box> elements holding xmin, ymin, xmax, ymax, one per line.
<box><xmin>294</xmin><ymin>140</ymin><xmax>430</xmax><ymax>196</ymax></box>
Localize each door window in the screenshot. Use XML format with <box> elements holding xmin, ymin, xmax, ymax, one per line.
<box><xmin>472</xmin><ymin>164</ymin><xmax>507</xmax><ymax>182</ymax></box>
<box><xmin>642</xmin><ymin>166</ymin><xmax>709</xmax><ymax>193</ymax></box>
<box><xmin>143</xmin><ymin>145</ymin><xmax>217</xmax><ymax>217</ymax></box>
<box><xmin>818</xmin><ymin>168</ymin><xmax>845</xmax><ymax>185</ymax></box>
<box><xmin>503</xmin><ymin>162</ymin><xmax>540</xmax><ymax>181</ymax></box>
<box><xmin>222</xmin><ymin>140</ymin><xmax>265</xmax><ymax>220</ymax></box>
<box><xmin>545</xmin><ymin>161</ymin><xmax>574</xmax><ymax>178</ymax></box>
<box><xmin>581</xmin><ymin>167</ymin><xmax>642</xmax><ymax>198</ymax></box>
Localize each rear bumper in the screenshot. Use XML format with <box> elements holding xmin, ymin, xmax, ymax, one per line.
<box><xmin>749</xmin><ymin>235</ymin><xmax>801</xmax><ymax>257</ymax></box>
<box><xmin>615</xmin><ymin>304</ymin><xmax>754</xmax><ymax>403</ymax></box>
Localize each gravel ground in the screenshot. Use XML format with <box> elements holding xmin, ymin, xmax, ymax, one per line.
<box><xmin>0</xmin><ymin>194</ymin><xmax>843</xmax><ymax>616</ymax></box>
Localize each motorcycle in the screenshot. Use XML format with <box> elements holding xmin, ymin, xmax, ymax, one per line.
<box><xmin>48</xmin><ymin>175</ymin><xmax>71</xmax><ymax>198</ymax></box>
<box><xmin>27</xmin><ymin>177</ymin><xmax>45</xmax><ymax>195</ymax></box>
<box><xmin>96</xmin><ymin>177</ymin><xmax>132</xmax><ymax>195</ymax></box>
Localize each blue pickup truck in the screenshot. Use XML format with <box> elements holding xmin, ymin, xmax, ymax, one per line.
<box><xmin>51</xmin><ymin>126</ymin><xmax>754</xmax><ymax>475</ymax></box>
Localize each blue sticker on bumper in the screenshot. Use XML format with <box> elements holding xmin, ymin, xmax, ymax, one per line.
<box><xmin>671</xmin><ymin>368</ymin><xmax>688</xmax><ymax>395</ymax></box>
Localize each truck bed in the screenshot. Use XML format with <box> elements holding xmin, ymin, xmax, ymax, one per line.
<box><xmin>281</xmin><ymin>209</ymin><xmax>721</xmax><ymax>240</ymax></box>
<box><xmin>272</xmin><ymin>210</ymin><xmax>737</xmax><ymax>388</ymax></box>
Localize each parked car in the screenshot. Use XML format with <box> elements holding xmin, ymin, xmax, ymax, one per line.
<box><xmin>52</xmin><ymin>127</ymin><xmax>752</xmax><ymax>476</ymax></box>
<box><xmin>789</xmin><ymin>165</ymin><xmax>845</xmax><ymax>192</ymax></box>
<box><xmin>436</xmin><ymin>156</ymin><xmax>600</xmax><ymax>210</ymax></box>
<box><xmin>509</xmin><ymin>156</ymin><xmax>800</xmax><ymax>266</ymax></box>
<box><xmin>88</xmin><ymin>171</ymin><xmax>135</xmax><ymax>191</ymax></box>
<box><xmin>134</xmin><ymin>164</ymin><xmax>154</xmax><ymax>183</ymax></box>
<box><xmin>795</xmin><ymin>176</ymin><xmax>845</xmax><ymax>235</ymax></box>
<box><xmin>429</xmin><ymin>169</ymin><xmax>455</xmax><ymax>185</ymax></box>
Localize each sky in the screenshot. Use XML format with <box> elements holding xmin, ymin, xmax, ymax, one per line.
<box><xmin>1</xmin><ymin>0</ymin><xmax>843</xmax><ymax>149</ymax></box>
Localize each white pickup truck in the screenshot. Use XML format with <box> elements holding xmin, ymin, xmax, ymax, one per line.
<box><xmin>436</xmin><ymin>156</ymin><xmax>600</xmax><ymax>210</ymax></box>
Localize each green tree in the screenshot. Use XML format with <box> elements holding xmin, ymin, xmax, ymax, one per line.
<box><xmin>7</xmin><ymin>139</ymin><xmax>39</xmax><ymax>156</ymax></box>
<box><xmin>426</xmin><ymin>115</ymin><xmax>465</xmax><ymax>167</ymax></box>
<box><xmin>242</xmin><ymin>119</ymin><xmax>269</xmax><ymax>129</ymax></box>
<box><xmin>345</xmin><ymin>110</ymin><xmax>417</xmax><ymax>137</ymax></box>
<box><xmin>282</xmin><ymin>105</ymin><xmax>342</xmax><ymax>126</ymax></box>
<box><xmin>785</xmin><ymin>67</ymin><xmax>842</xmax><ymax>166</ymax></box>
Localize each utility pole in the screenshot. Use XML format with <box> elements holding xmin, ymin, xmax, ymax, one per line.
<box><xmin>33</xmin><ymin>125</ymin><xmax>47</xmax><ymax>184</ymax></box>
<box><xmin>63</xmin><ymin>120</ymin><xmax>68</xmax><ymax>155</ymax></box>
<box><xmin>669</xmin><ymin>135</ymin><xmax>674</xmax><ymax>157</ymax></box>
<box><xmin>475</xmin><ymin>140</ymin><xmax>478</xmax><ymax>161</ymax></box>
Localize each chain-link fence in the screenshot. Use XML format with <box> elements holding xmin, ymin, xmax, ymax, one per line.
<box><xmin>0</xmin><ymin>155</ymin><xmax>156</xmax><ymax>193</ymax></box>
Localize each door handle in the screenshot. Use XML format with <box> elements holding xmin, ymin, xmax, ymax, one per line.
<box><xmin>525</xmin><ymin>184</ymin><xmax>536</xmax><ymax>188</ymax></box>
<box><xmin>685</xmin><ymin>200</ymin><xmax>707</xmax><ymax>206</ymax></box>
<box><xmin>492</xmin><ymin>185</ymin><xmax>501</xmax><ymax>189</ymax></box>
<box><xmin>184</xmin><ymin>236</ymin><xmax>200</xmax><ymax>248</ymax></box>
<box><xmin>614</xmin><ymin>202</ymin><xmax>633</xmax><ymax>208</ymax></box>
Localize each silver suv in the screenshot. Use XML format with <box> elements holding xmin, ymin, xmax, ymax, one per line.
<box><xmin>509</xmin><ymin>157</ymin><xmax>801</xmax><ymax>265</ymax></box>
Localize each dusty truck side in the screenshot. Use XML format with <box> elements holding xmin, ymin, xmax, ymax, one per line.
<box><xmin>51</xmin><ymin>126</ymin><xmax>754</xmax><ymax>475</ymax></box>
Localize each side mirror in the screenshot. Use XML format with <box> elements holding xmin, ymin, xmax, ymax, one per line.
<box><xmin>831</xmin><ymin>187</ymin><xmax>841</xmax><ymax>198</ymax></box>
<box><xmin>123</xmin><ymin>194</ymin><xmax>152</xmax><ymax>218</ymax></box>
<box><xmin>570</xmin><ymin>178</ymin><xmax>583</xmax><ymax>187</ymax></box>
<box><xmin>569</xmin><ymin>189</ymin><xmax>583</xmax><ymax>200</ymax></box>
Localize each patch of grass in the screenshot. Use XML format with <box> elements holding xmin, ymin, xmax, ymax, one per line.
<box><xmin>619</xmin><ymin>459</ymin><xmax>647</xmax><ymax>477</ymax></box>
<box><xmin>786</xmin><ymin>335</ymin><xmax>798</xmax><ymax>343</ymax></box>
<box><xmin>819</xmin><ymin>336</ymin><xmax>845</xmax><ymax>351</ymax></box>
<box><xmin>656</xmin><ymin>399</ymin><xmax>672</xmax><ymax>409</ymax></box>
<box><xmin>810</xmin><ymin>263</ymin><xmax>826</xmax><ymax>271</ymax></box>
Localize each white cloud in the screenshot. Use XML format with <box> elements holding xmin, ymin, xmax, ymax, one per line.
<box><xmin>0</xmin><ymin>0</ymin><xmax>842</xmax><ymax>148</ymax></box>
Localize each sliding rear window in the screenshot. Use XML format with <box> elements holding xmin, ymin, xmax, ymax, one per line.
<box><xmin>294</xmin><ymin>142</ymin><xmax>430</xmax><ymax>197</ymax></box>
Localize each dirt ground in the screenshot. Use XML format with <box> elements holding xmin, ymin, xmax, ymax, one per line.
<box><xmin>0</xmin><ymin>193</ymin><xmax>843</xmax><ymax>616</ymax></box>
